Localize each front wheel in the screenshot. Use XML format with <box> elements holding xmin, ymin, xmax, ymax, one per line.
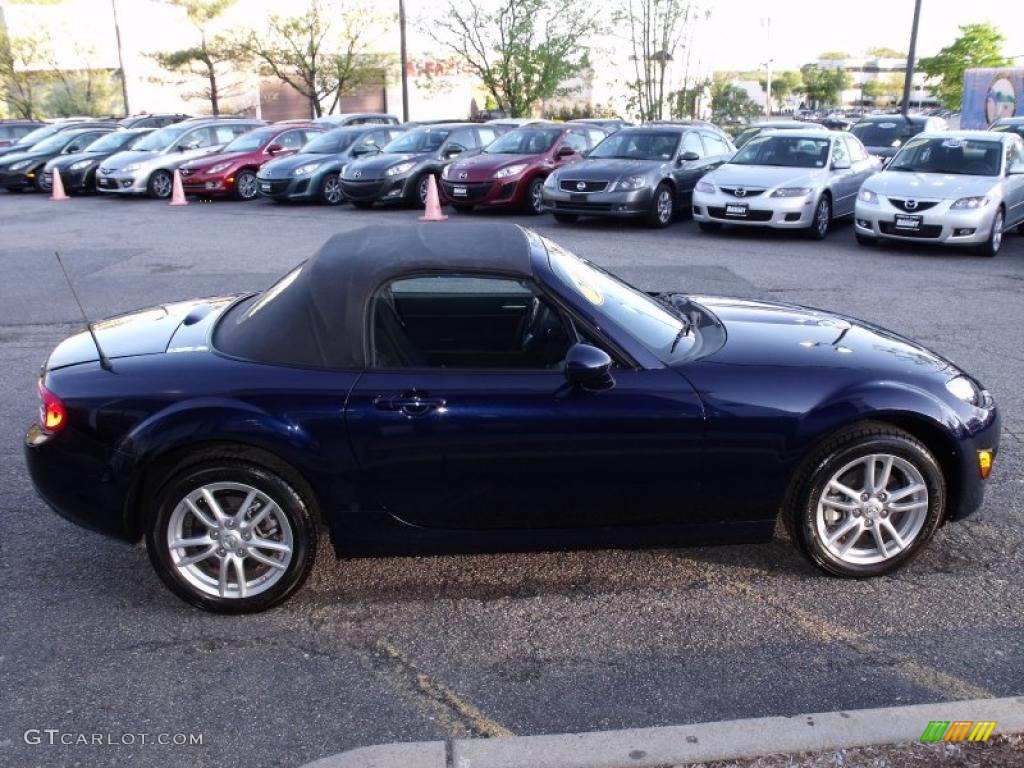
<box><xmin>645</xmin><ymin>184</ymin><xmax>674</xmax><ymax>228</ymax></box>
<box><xmin>805</xmin><ymin>195</ymin><xmax>831</xmax><ymax>240</ymax></box>
<box><xmin>147</xmin><ymin>170</ymin><xmax>173</xmax><ymax>199</ymax></box>
<box><xmin>318</xmin><ymin>173</ymin><xmax>343</xmax><ymax>205</ymax></box>
<box><xmin>234</xmin><ymin>170</ymin><xmax>259</xmax><ymax>201</ymax></box>
<box><xmin>975</xmin><ymin>208</ymin><xmax>1004</xmax><ymax>257</ymax></box>
<box><xmin>412</xmin><ymin>173</ymin><xmax>433</xmax><ymax>207</ymax></box>
<box><xmin>522</xmin><ymin>177</ymin><xmax>545</xmax><ymax>215</ymax></box>
<box><xmin>785</xmin><ymin>422</ymin><xmax>945</xmax><ymax>578</ymax></box>
<box><xmin>146</xmin><ymin>460</ymin><xmax>318</xmax><ymax>613</ymax></box>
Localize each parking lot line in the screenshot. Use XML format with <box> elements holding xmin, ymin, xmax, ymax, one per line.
<box><xmin>373</xmin><ymin>639</ymin><xmax>515</xmax><ymax>739</ymax></box>
<box><xmin>681</xmin><ymin>560</ymin><xmax>995</xmax><ymax>701</ymax></box>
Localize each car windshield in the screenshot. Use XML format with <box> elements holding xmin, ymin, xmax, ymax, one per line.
<box><xmin>383</xmin><ymin>128</ymin><xmax>450</xmax><ymax>153</ymax></box>
<box><xmin>730</xmin><ymin>135</ymin><xmax>831</xmax><ymax>167</ymax></box>
<box><xmin>132</xmin><ymin>124</ymin><xmax>189</xmax><ymax>151</ymax></box>
<box><xmin>26</xmin><ymin>132</ymin><xmax>76</xmax><ymax>153</ymax></box>
<box><xmin>888</xmin><ymin>137</ymin><xmax>1002</xmax><ymax>176</ymax></box>
<box><xmin>544</xmin><ymin>236</ymin><xmax>694</xmax><ymax>360</ymax></box>
<box><xmin>301</xmin><ymin>131</ymin><xmax>357</xmax><ymax>154</ymax></box>
<box><xmin>851</xmin><ymin>120</ymin><xmax>916</xmax><ymax>148</ymax></box>
<box><xmin>732</xmin><ymin>127</ymin><xmax>762</xmax><ymax>148</ymax></box>
<box><xmin>85</xmin><ymin>132</ymin><xmax>133</xmax><ymax>152</ymax></box>
<box><xmin>17</xmin><ymin>124</ymin><xmax>60</xmax><ymax>146</ymax></box>
<box><xmin>588</xmin><ymin>131</ymin><xmax>679</xmax><ymax>160</ymax></box>
<box><xmin>485</xmin><ymin>128</ymin><xmax>561</xmax><ymax>154</ymax></box>
<box><xmin>222</xmin><ymin>129</ymin><xmax>275</xmax><ymax>153</ymax></box>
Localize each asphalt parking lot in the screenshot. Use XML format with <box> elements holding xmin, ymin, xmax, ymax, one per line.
<box><xmin>1</xmin><ymin>192</ymin><xmax>1023</xmax><ymax>768</ymax></box>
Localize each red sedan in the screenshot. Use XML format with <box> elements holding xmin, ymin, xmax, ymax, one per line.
<box><xmin>440</xmin><ymin>124</ymin><xmax>608</xmax><ymax>214</ymax></box>
<box><xmin>179</xmin><ymin>124</ymin><xmax>323</xmax><ymax>200</ymax></box>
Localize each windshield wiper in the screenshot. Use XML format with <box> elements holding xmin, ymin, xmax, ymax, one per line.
<box><xmin>654</xmin><ymin>293</ymin><xmax>695</xmax><ymax>352</ymax></box>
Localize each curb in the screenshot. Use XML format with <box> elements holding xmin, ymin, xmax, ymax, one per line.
<box><xmin>300</xmin><ymin>696</ymin><xmax>1024</xmax><ymax>768</ymax></box>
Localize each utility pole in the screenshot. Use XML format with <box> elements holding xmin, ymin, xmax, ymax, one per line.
<box><xmin>398</xmin><ymin>0</ymin><xmax>409</xmax><ymax>122</ymax></box>
<box><xmin>900</xmin><ymin>0</ymin><xmax>922</xmax><ymax>117</ymax></box>
<box><xmin>762</xmin><ymin>17</ymin><xmax>772</xmax><ymax>116</ymax></box>
<box><xmin>111</xmin><ymin>0</ymin><xmax>130</xmax><ymax>115</ymax></box>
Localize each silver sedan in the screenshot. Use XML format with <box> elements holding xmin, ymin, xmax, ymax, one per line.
<box><xmin>854</xmin><ymin>131</ymin><xmax>1024</xmax><ymax>257</ymax></box>
<box><xmin>692</xmin><ymin>130</ymin><xmax>880</xmax><ymax>239</ymax></box>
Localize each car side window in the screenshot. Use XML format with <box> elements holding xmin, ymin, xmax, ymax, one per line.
<box><xmin>831</xmin><ymin>138</ymin><xmax>849</xmax><ymax>166</ymax></box>
<box><xmin>371</xmin><ymin>274</ymin><xmax>573</xmax><ymax>370</ymax></box>
<box><xmin>1004</xmin><ymin>139</ymin><xmax>1021</xmax><ymax>171</ymax></box>
<box><xmin>681</xmin><ymin>131</ymin><xmax>703</xmax><ymax>157</ymax></box>
<box><xmin>276</xmin><ymin>130</ymin><xmax>305</xmax><ymax>149</ymax></box>
<box><xmin>586</xmin><ymin>129</ymin><xmax>607</xmax><ymax>147</ymax></box>
<box><xmin>447</xmin><ymin>128</ymin><xmax>477</xmax><ymax>150</ymax></box>
<box><xmin>476</xmin><ymin>127</ymin><xmax>498</xmax><ymax>146</ymax></box>
<box><xmin>845</xmin><ymin>135</ymin><xmax>868</xmax><ymax>162</ymax></box>
<box><xmin>700</xmin><ymin>132</ymin><xmax>729</xmax><ymax>157</ymax></box>
<box><xmin>181</xmin><ymin>127</ymin><xmax>214</xmax><ymax>149</ymax></box>
<box><xmin>561</xmin><ymin>130</ymin><xmax>588</xmax><ymax>153</ymax></box>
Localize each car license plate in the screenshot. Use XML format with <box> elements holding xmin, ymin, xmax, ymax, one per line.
<box><xmin>452</xmin><ymin>185</ymin><xmax>467</xmax><ymax>197</ymax></box>
<box><xmin>894</xmin><ymin>214</ymin><xmax>921</xmax><ymax>230</ymax></box>
<box><xmin>725</xmin><ymin>203</ymin><xmax>748</xmax><ymax>216</ymax></box>
<box><xmin>260</xmin><ymin>182</ymin><xmax>271</xmax><ymax>192</ymax></box>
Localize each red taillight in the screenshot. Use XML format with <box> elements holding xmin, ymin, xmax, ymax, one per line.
<box><xmin>38</xmin><ymin>380</ymin><xmax>66</xmax><ymax>432</ymax></box>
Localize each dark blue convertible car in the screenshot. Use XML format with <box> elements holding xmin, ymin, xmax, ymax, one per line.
<box><xmin>26</xmin><ymin>223</ymin><xmax>1000</xmax><ymax>612</ymax></box>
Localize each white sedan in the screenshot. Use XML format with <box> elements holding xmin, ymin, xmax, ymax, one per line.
<box><xmin>854</xmin><ymin>131</ymin><xmax>1024</xmax><ymax>257</ymax></box>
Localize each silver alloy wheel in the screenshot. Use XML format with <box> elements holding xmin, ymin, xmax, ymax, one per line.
<box><xmin>657</xmin><ymin>188</ymin><xmax>672</xmax><ymax>223</ymax></box>
<box><xmin>991</xmin><ymin>210</ymin><xmax>1003</xmax><ymax>252</ymax></box>
<box><xmin>151</xmin><ymin>172</ymin><xmax>172</xmax><ymax>198</ymax></box>
<box><xmin>237</xmin><ymin>172</ymin><xmax>258</xmax><ymax>200</ymax></box>
<box><xmin>418</xmin><ymin>175</ymin><xmax>430</xmax><ymax>205</ymax></box>
<box><xmin>815</xmin><ymin>197</ymin><xmax>830</xmax><ymax>237</ymax></box>
<box><xmin>530</xmin><ymin>179</ymin><xmax>544</xmax><ymax>212</ymax></box>
<box><xmin>816</xmin><ymin>453</ymin><xmax>928</xmax><ymax>566</ymax></box>
<box><xmin>166</xmin><ymin>482</ymin><xmax>293</xmax><ymax>599</ymax></box>
<box><xmin>322</xmin><ymin>175</ymin><xmax>342</xmax><ymax>204</ymax></box>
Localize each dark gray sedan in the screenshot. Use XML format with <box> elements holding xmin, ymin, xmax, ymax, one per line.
<box><xmin>541</xmin><ymin>125</ymin><xmax>735</xmax><ymax>228</ymax></box>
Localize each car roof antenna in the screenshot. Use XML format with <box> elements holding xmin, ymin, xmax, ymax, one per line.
<box><xmin>54</xmin><ymin>250</ymin><xmax>113</xmax><ymax>372</ymax></box>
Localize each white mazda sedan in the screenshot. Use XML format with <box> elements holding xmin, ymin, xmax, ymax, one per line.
<box><xmin>854</xmin><ymin>131</ymin><xmax>1024</xmax><ymax>257</ymax></box>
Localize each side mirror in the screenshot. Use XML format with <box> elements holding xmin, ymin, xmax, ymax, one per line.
<box><xmin>1008</xmin><ymin>160</ymin><xmax>1024</xmax><ymax>175</ymax></box>
<box><xmin>832</xmin><ymin>156</ymin><xmax>852</xmax><ymax>170</ymax></box>
<box><xmin>442</xmin><ymin>144</ymin><xmax>465</xmax><ymax>160</ymax></box>
<box><xmin>564</xmin><ymin>343</ymin><xmax>615</xmax><ymax>392</ymax></box>
<box><xmin>680</xmin><ymin>151</ymin><xmax>701</xmax><ymax>162</ymax></box>
<box><xmin>266</xmin><ymin>143</ymin><xmax>285</xmax><ymax>155</ymax></box>
<box><xmin>350</xmin><ymin>143</ymin><xmax>378</xmax><ymax>157</ymax></box>
<box><xmin>556</xmin><ymin>145</ymin><xmax>576</xmax><ymax>158</ymax></box>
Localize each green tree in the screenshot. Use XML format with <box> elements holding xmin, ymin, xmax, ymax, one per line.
<box><xmin>149</xmin><ymin>0</ymin><xmax>240</xmax><ymax>116</ymax></box>
<box><xmin>919</xmin><ymin>23</ymin><xmax>1009</xmax><ymax>110</ymax></box>
<box><xmin>710</xmin><ymin>76</ymin><xmax>761</xmax><ymax>123</ymax></box>
<box><xmin>862</xmin><ymin>73</ymin><xmax>903</xmax><ymax>106</ymax></box>
<box><xmin>431</xmin><ymin>0</ymin><xmax>598</xmax><ymax>118</ymax></box>
<box><xmin>0</xmin><ymin>30</ymin><xmax>48</xmax><ymax>118</ymax></box>
<box><xmin>866</xmin><ymin>46</ymin><xmax>906</xmax><ymax>59</ymax></box>
<box><xmin>758</xmin><ymin>69</ymin><xmax>803</xmax><ymax>111</ymax></box>
<box><xmin>800</xmin><ymin>64</ymin><xmax>851</xmax><ymax>106</ymax></box>
<box><xmin>818</xmin><ymin>51</ymin><xmax>850</xmax><ymax>61</ymax></box>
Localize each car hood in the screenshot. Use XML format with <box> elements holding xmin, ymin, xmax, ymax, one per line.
<box><xmin>46</xmin><ymin>150</ymin><xmax>104</xmax><ymax>170</ymax></box>
<box><xmin>182</xmin><ymin>150</ymin><xmax>253</xmax><ymax>171</ymax></box>
<box><xmin>448</xmin><ymin>152</ymin><xmax>542</xmax><ymax>181</ymax></box>
<box><xmin>862</xmin><ymin>171</ymin><xmax>998</xmax><ymax>200</ymax></box>
<box><xmin>688</xmin><ymin>295</ymin><xmax>955</xmax><ymax>377</ymax></box>
<box><xmin>0</xmin><ymin>148</ymin><xmax>51</xmax><ymax>167</ymax></box>
<box><xmin>0</xmin><ymin>143</ymin><xmax>36</xmax><ymax>159</ymax></box>
<box><xmin>46</xmin><ymin>296</ymin><xmax>237</xmax><ymax>370</ymax></box>
<box><xmin>344</xmin><ymin>152</ymin><xmax>428</xmax><ymax>178</ymax></box>
<box><xmin>705</xmin><ymin>164</ymin><xmax>825</xmax><ymax>189</ymax></box>
<box><xmin>555</xmin><ymin>158</ymin><xmax>662</xmax><ymax>180</ymax></box>
<box><xmin>100</xmin><ymin>149</ymin><xmax>160</xmax><ymax>170</ymax></box>
<box><xmin>261</xmin><ymin>152</ymin><xmax>338</xmax><ymax>175</ymax></box>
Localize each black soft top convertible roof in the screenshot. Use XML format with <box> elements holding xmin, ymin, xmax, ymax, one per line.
<box><xmin>214</xmin><ymin>222</ymin><xmax>537</xmax><ymax>369</ymax></box>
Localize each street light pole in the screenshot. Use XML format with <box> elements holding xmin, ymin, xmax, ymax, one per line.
<box><xmin>111</xmin><ymin>0</ymin><xmax>130</xmax><ymax>115</ymax></box>
<box><xmin>900</xmin><ymin>0</ymin><xmax>922</xmax><ymax>117</ymax></box>
<box><xmin>762</xmin><ymin>17</ymin><xmax>772</xmax><ymax>116</ymax></box>
<box><xmin>398</xmin><ymin>0</ymin><xmax>409</xmax><ymax>122</ymax></box>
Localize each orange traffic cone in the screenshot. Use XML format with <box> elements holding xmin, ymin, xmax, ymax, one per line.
<box><xmin>169</xmin><ymin>169</ymin><xmax>188</xmax><ymax>206</ymax></box>
<box><xmin>418</xmin><ymin>175</ymin><xmax>447</xmax><ymax>221</ymax></box>
<box><xmin>50</xmin><ymin>168</ymin><xmax>69</xmax><ymax>201</ymax></box>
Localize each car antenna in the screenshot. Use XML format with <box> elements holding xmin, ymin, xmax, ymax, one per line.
<box><xmin>54</xmin><ymin>250</ymin><xmax>113</xmax><ymax>372</ymax></box>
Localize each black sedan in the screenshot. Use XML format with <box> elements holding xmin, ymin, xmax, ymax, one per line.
<box><xmin>41</xmin><ymin>128</ymin><xmax>153</xmax><ymax>193</ymax></box>
<box><xmin>0</xmin><ymin>126</ymin><xmax>116</xmax><ymax>191</ymax></box>
<box><xmin>26</xmin><ymin>224</ymin><xmax>1000</xmax><ymax>613</ymax></box>
<box><xmin>542</xmin><ymin>124</ymin><xmax>735</xmax><ymax>227</ymax></box>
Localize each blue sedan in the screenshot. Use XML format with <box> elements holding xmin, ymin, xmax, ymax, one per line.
<box><xmin>25</xmin><ymin>223</ymin><xmax>1000</xmax><ymax>612</ymax></box>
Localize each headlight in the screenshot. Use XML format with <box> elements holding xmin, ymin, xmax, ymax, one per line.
<box><xmin>442</xmin><ymin>164</ymin><xmax>455</xmax><ymax>180</ymax></box>
<box><xmin>9</xmin><ymin>160</ymin><xmax>32</xmax><ymax>171</ymax></box>
<box><xmin>950</xmin><ymin>196</ymin><xmax>989</xmax><ymax>210</ymax></box>
<box><xmin>945</xmin><ymin>375</ymin><xmax>988</xmax><ymax>407</ymax></box>
<box><xmin>69</xmin><ymin>160</ymin><xmax>93</xmax><ymax>171</ymax></box>
<box><xmin>292</xmin><ymin>162</ymin><xmax>321</xmax><ymax>176</ymax></box>
<box><xmin>614</xmin><ymin>175</ymin><xmax>647</xmax><ymax>191</ymax></box>
<box><xmin>493</xmin><ymin>164</ymin><xmax>527</xmax><ymax>179</ymax></box>
<box><xmin>858</xmin><ymin>188</ymin><xmax>877</xmax><ymax>203</ymax></box>
<box><xmin>771</xmin><ymin>187</ymin><xmax>813</xmax><ymax>198</ymax></box>
<box><xmin>207</xmin><ymin>162</ymin><xmax>232</xmax><ymax>174</ymax></box>
<box><xmin>385</xmin><ymin>161</ymin><xmax>415</xmax><ymax>177</ymax></box>
<box><xmin>695</xmin><ymin>180</ymin><xmax>716</xmax><ymax>194</ymax></box>
<box><xmin>122</xmin><ymin>163</ymin><xmax>140</xmax><ymax>173</ymax></box>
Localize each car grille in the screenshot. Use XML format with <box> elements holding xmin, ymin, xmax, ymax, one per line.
<box><xmin>886</xmin><ymin>198</ymin><xmax>939</xmax><ymax>213</ymax></box>
<box><xmin>879</xmin><ymin>221</ymin><xmax>943</xmax><ymax>238</ymax></box>
<box><xmin>707</xmin><ymin>206</ymin><xmax>773</xmax><ymax>222</ymax></box>
<box><xmin>259</xmin><ymin>179</ymin><xmax>292</xmax><ymax>195</ymax></box>
<box><xmin>340</xmin><ymin>179</ymin><xmax>385</xmax><ymax>199</ymax></box>
<box><xmin>441</xmin><ymin>180</ymin><xmax>495</xmax><ymax>202</ymax></box>
<box><xmin>719</xmin><ymin>187</ymin><xmax>765</xmax><ymax>197</ymax></box>
<box><xmin>559</xmin><ymin>179</ymin><xmax>608</xmax><ymax>193</ymax></box>
<box><xmin>554</xmin><ymin>200</ymin><xmax>613</xmax><ymax>212</ymax></box>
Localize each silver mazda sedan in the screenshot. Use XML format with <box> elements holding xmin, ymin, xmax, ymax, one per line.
<box><xmin>854</xmin><ymin>131</ymin><xmax>1024</xmax><ymax>257</ymax></box>
<box><xmin>692</xmin><ymin>130</ymin><xmax>880</xmax><ymax>239</ymax></box>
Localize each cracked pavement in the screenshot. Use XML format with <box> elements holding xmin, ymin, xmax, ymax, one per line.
<box><xmin>1</xmin><ymin>193</ymin><xmax>1022</xmax><ymax>767</ymax></box>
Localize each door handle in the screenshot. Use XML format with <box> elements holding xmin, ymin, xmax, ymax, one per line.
<box><xmin>373</xmin><ymin>392</ymin><xmax>447</xmax><ymax>417</ymax></box>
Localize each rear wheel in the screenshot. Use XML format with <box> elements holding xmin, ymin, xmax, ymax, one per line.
<box><xmin>318</xmin><ymin>173</ymin><xmax>343</xmax><ymax>205</ymax></box>
<box><xmin>697</xmin><ymin>221</ymin><xmax>722</xmax><ymax>233</ymax></box>
<box><xmin>146</xmin><ymin>459</ymin><xmax>317</xmax><ymax>613</ymax></box>
<box><xmin>553</xmin><ymin>212</ymin><xmax>579</xmax><ymax>223</ymax></box>
<box><xmin>234</xmin><ymin>170</ymin><xmax>259</xmax><ymax>201</ymax></box>
<box><xmin>784</xmin><ymin>422</ymin><xmax>945</xmax><ymax>578</ymax></box>
<box><xmin>805</xmin><ymin>195</ymin><xmax>831</xmax><ymax>240</ymax></box>
<box><xmin>147</xmin><ymin>170</ymin><xmax>173</xmax><ymax>200</ymax></box>
<box><xmin>523</xmin><ymin>177</ymin><xmax>545</xmax><ymax>215</ymax></box>
<box><xmin>645</xmin><ymin>184</ymin><xmax>674</xmax><ymax>228</ymax></box>
<box><xmin>975</xmin><ymin>208</ymin><xmax>1004</xmax><ymax>257</ymax></box>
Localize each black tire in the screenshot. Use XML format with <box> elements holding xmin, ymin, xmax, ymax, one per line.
<box><xmin>645</xmin><ymin>183</ymin><xmax>674</xmax><ymax>228</ymax></box>
<box><xmin>318</xmin><ymin>173</ymin><xmax>344</xmax><ymax>205</ymax></box>
<box><xmin>522</xmin><ymin>177</ymin><xmax>545</xmax><ymax>215</ymax></box>
<box><xmin>553</xmin><ymin>212</ymin><xmax>579</xmax><ymax>223</ymax></box>
<box><xmin>233</xmin><ymin>169</ymin><xmax>259</xmax><ymax>201</ymax></box>
<box><xmin>697</xmin><ymin>221</ymin><xmax>722</xmax><ymax>233</ymax></box>
<box><xmin>147</xmin><ymin>169</ymin><xmax>173</xmax><ymax>199</ymax></box>
<box><xmin>1017</xmin><ymin>222</ymin><xmax>1024</xmax><ymax>235</ymax></box>
<box><xmin>452</xmin><ymin>204</ymin><xmax>474</xmax><ymax>213</ymax></box>
<box><xmin>146</xmin><ymin>458</ymin><xmax>318</xmax><ymax>613</ymax></box>
<box><xmin>805</xmin><ymin>194</ymin><xmax>831</xmax><ymax>240</ymax></box>
<box><xmin>411</xmin><ymin>173</ymin><xmax>433</xmax><ymax>207</ymax></box>
<box><xmin>974</xmin><ymin>207</ymin><xmax>1004</xmax><ymax>257</ymax></box>
<box><xmin>855</xmin><ymin>232</ymin><xmax>877</xmax><ymax>246</ymax></box>
<box><xmin>350</xmin><ymin>199</ymin><xmax>374</xmax><ymax>209</ymax></box>
<box><xmin>34</xmin><ymin>169</ymin><xmax>48</xmax><ymax>193</ymax></box>
<box><xmin>783</xmin><ymin>421</ymin><xmax>945</xmax><ymax>578</ymax></box>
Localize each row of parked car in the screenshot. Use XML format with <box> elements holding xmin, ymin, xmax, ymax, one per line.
<box><xmin>2</xmin><ymin>111</ymin><xmax>1023</xmax><ymax>256</ymax></box>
